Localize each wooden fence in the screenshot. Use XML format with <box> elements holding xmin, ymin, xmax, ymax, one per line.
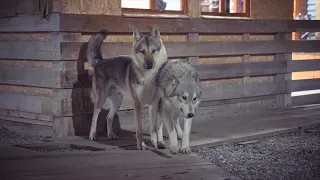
<box><xmin>1</xmin><ymin>13</ymin><xmax>320</xmax><ymax>137</ymax></box>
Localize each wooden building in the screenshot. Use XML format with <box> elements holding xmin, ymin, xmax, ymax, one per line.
<box><xmin>0</xmin><ymin>0</ymin><xmax>320</xmax><ymax>138</ymax></box>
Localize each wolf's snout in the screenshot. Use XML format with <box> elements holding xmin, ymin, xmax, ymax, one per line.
<box><xmin>143</xmin><ymin>62</ymin><xmax>155</xmax><ymax>69</ymax></box>
<box><xmin>187</xmin><ymin>113</ymin><xmax>194</xmax><ymax>118</ymax></box>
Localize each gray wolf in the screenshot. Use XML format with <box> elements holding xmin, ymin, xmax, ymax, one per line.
<box><xmin>150</xmin><ymin>60</ymin><xmax>202</xmax><ymax>154</ymax></box>
<box><xmin>86</xmin><ymin>26</ymin><xmax>168</xmax><ymax>150</ymax></box>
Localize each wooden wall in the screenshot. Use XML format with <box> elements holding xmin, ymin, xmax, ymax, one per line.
<box><xmin>0</xmin><ymin>0</ymin><xmax>320</xmax><ymax>138</ymax></box>
<box><xmin>251</xmin><ymin>0</ymin><xmax>294</xmax><ymax>19</ymax></box>
<box><xmin>54</xmin><ymin>0</ymin><xmax>293</xmax><ymax>19</ymax></box>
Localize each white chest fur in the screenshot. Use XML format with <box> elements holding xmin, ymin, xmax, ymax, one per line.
<box><xmin>135</xmin><ymin>68</ymin><xmax>158</xmax><ymax>104</ymax></box>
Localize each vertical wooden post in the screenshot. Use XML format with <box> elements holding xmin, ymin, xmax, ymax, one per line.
<box><xmin>186</xmin><ymin>33</ymin><xmax>199</xmax><ymax>65</ymax></box>
<box><xmin>187</xmin><ymin>0</ymin><xmax>201</xmax><ymax>18</ymax></box>
<box><xmin>316</xmin><ymin>0</ymin><xmax>320</xmax><ymax>20</ymax></box>
<box><xmin>241</xmin><ymin>34</ymin><xmax>250</xmax><ymax>84</ymax></box>
<box><xmin>275</xmin><ymin>33</ymin><xmax>292</xmax><ymax>107</ymax></box>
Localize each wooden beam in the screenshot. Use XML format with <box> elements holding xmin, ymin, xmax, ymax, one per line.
<box><xmin>0</xmin><ymin>119</ymin><xmax>53</xmax><ymax>137</ymax></box>
<box><xmin>195</xmin><ymin>61</ymin><xmax>286</xmax><ymax>80</ymax></box>
<box><xmin>186</xmin><ymin>33</ymin><xmax>199</xmax><ymax>65</ymax></box>
<box><xmin>0</xmin><ymin>115</ymin><xmax>53</xmax><ymax>127</ymax></box>
<box><xmin>274</xmin><ymin>33</ymin><xmax>291</xmax><ymax>108</ymax></box>
<box><xmin>292</xmin><ymin>94</ymin><xmax>320</xmax><ymax>106</ymax></box>
<box><xmin>0</xmin><ymin>93</ymin><xmax>87</xmax><ymax>116</ymax></box>
<box><xmin>200</xmin><ymin>94</ymin><xmax>277</xmax><ymax>107</ymax></box>
<box><xmin>288</xmin><ymin>59</ymin><xmax>320</xmax><ymax>72</ymax></box>
<box><xmin>0</xmin><ymin>13</ymin><xmax>60</xmax><ymax>32</ymax></box>
<box><xmin>59</xmin><ymin>14</ymin><xmax>320</xmax><ymax>33</ymax></box>
<box><xmin>0</xmin><ymin>42</ymin><xmax>60</xmax><ymax>60</ymax></box>
<box><xmin>288</xmin><ymin>79</ymin><xmax>320</xmax><ymax>92</ymax></box>
<box><xmin>0</xmin><ymin>0</ymin><xmax>41</xmax><ymax>17</ymax></box>
<box><xmin>202</xmin><ymin>82</ymin><xmax>286</xmax><ymax>101</ymax></box>
<box><xmin>60</xmin><ymin>40</ymin><xmax>320</xmax><ymax>60</ymax></box>
<box><xmin>0</xmin><ymin>67</ymin><xmax>78</xmax><ymax>88</ymax></box>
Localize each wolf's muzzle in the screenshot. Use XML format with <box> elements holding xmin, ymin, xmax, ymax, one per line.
<box><xmin>143</xmin><ymin>62</ymin><xmax>155</xmax><ymax>69</ymax></box>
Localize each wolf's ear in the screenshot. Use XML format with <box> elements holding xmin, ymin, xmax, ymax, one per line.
<box><xmin>133</xmin><ymin>27</ymin><xmax>142</xmax><ymax>42</ymax></box>
<box><xmin>150</xmin><ymin>25</ymin><xmax>160</xmax><ymax>40</ymax></box>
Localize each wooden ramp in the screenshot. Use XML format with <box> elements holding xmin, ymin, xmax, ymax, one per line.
<box><xmin>0</xmin><ymin>144</ymin><xmax>240</xmax><ymax>180</ymax></box>
<box><xmin>119</xmin><ymin>105</ymin><xmax>320</xmax><ymax>149</ymax></box>
<box><xmin>1</xmin><ymin>105</ymin><xmax>320</xmax><ymax>180</ymax></box>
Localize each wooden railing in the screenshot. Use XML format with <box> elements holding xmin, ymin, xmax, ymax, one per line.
<box><xmin>1</xmin><ymin>13</ymin><xmax>320</xmax><ymax>137</ymax></box>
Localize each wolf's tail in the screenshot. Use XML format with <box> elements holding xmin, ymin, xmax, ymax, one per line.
<box><xmin>87</xmin><ymin>30</ymin><xmax>108</xmax><ymax>68</ymax></box>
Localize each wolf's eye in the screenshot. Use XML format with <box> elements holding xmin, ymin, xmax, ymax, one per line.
<box><xmin>182</xmin><ymin>96</ymin><xmax>187</xmax><ymax>100</ymax></box>
<box><xmin>152</xmin><ymin>48</ymin><xmax>160</xmax><ymax>54</ymax></box>
<box><xmin>138</xmin><ymin>50</ymin><xmax>145</xmax><ymax>54</ymax></box>
<box><xmin>193</xmin><ymin>97</ymin><xmax>198</xmax><ymax>101</ymax></box>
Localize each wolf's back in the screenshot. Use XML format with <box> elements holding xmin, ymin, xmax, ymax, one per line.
<box><xmin>87</xmin><ymin>30</ymin><xmax>108</xmax><ymax>67</ymax></box>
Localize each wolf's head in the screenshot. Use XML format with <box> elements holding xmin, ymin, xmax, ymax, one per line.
<box><xmin>131</xmin><ymin>25</ymin><xmax>167</xmax><ymax>70</ymax></box>
<box><xmin>167</xmin><ymin>81</ymin><xmax>202</xmax><ymax>119</ymax></box>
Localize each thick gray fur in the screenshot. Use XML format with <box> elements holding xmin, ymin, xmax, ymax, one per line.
<box><xmin>150</xmin><ymin>59</ymin><xmax>202</xmax><ymax>154</ymax></box>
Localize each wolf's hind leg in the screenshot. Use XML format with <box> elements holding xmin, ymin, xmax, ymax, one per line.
<box><xmin>89</xmin><ymin>77</ymin><xmax>109</xmax><ymax>140</ymax></box>
<box><xmin>106</xmin><ymin>86</ymin><xmax>123</xmax><ymax>140</ymax></box>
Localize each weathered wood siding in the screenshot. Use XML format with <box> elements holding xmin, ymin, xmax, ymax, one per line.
<box><xmin>0</xmin><ymin>0</ymin><xmax>319</xmax><ymax>137</ymax></box>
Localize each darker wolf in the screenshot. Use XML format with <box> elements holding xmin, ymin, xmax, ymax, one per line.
<box><xmin>86</xmin><ymin>26</ymin><xmax>168</xmax><ymax>150</ymax></box>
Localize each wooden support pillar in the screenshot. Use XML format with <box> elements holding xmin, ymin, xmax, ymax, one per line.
<box><xmin>316</xmin><ymin>0</ymin><xmax>320</xmax><ymax>20</ymax></box>
<box><xmin>187</xmin><ymin>0</ymin><xmax>201</xmax><ymax>18</ymax></box>
<box><xmin>275</xmin><ymin>33</ymin><xmax>292</xmax><ymax>107</ymax></box>
<box><xmin>241</xmin><ymin>34</ymin><xmax>250</xmax><ymax>84</ymax></box>
<box><xmin>186</xmin><ymin>33</ymin><xmax>199</xmax><ymax>65</ymax></box>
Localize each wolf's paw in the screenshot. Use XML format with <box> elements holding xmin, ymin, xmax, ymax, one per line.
<box><xmin>137</xmin><ymin>141</ymin><xmax>148</xmax><ymax>150</ymax></box>
<box><xmin>151</xmin><ymin>133</ymin><xmax>158</xmax><ymax>148</ymax></box>
<box><xmin>89</xmin><ymin>132</ymin><xmax>97</xmax><ymax>141</ymax></box>
<box><xmin>108</xmin><ymin>132</ymin><xmax>119</xmax><ymax>140</ymax></box>
<box><xmin>179</xmin><ymin>146</ymin><xmax>192</xmax><ymax>154</ymax></box>
<box><xmin>170</xmin><ymin>145</ymin><xmax>179</xmax><ymax>154</ymax></box>
<box><xmin>157</xmin><ymin>141</ymin><xmax>166</xmax><ymax>149</ymax></box>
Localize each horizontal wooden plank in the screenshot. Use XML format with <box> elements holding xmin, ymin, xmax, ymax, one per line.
<box><xmin>288</xmin><ymin>59</ymin><xmax>320</xmax><ymax>72</ymax></box>
<box><xmin>0</xmin><ymin>0</ymin><xmax>40</xmax><ymax>18</ymax></box>
<box><xmin>0</xmin><ymin>109</ymin><xmax>53</xmax><ymax>122</ymax></box>
<box><xmin>0</xmin><ymin>67</ymin><xmax>78</xmax><ymax>88</ymax></box>
<box><xmin>200</xmin><ymin>94</ymin><xmax>277</xmax><ymax>107</ymax></box>
<box><xmin>202</xmin><ymin>82</ymin><xmax>286</xmax><ymax>101</ymax></box>
<box><xmin>59</xmin><ymin>14</ymin><xmax>320</xmax><ymax>33</ymax></box>
<box><xmin>0</xmin><ymin>13</ymin><xmax>60</xmax><ymax>32</ymax></box>
<box><xmin>0</xmin><ymin>93</ymin><xmax>45</xmax><ymax>114</ymax></box>
<box><xmin>61</xmin><ymin>40</ymin><xmax>320</xmax><ymax>60</ymax></box>
<box><xmin>289</xmin><ymin>79</ymin><xmax>320</xmax><ymax>92</ymax></box>
<box><xmin>0</xmin><ymin>67</ymin><xmax>54</xmax><ymax>88</ymax></box>
<box><xmin>0</xmin><ymin>115</ymin><xmax>52</xmax><ymax>126</ymax></box>
<box><xmin>0</xmin><ymin>119</ymin><xmax>53</xmax><ymax>137</ymax></box>
<box><xmin>0</xmin><ymin>42</ymin><xmax>60</xmax><ymax>60</ymax></box>
<box><xmin>196</xmin><ymin>61</ymin><xmax>286</xmax><ymax>79</ymax></box>
<box><xmin>0</xmin><ymin>93</ymin><xmax>78</xmax><ymax>116</ymax></box>
<box><xmin>292</xmin><ymin>94</ymin><xmax>320</xmax><ymax>106</ymax></box>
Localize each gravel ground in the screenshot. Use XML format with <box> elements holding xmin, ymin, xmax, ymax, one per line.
<box><xmin>195</xmin><ymin>130</ymin><xmax>320</xmax><ymax>180</ymax></box>
<box><xmin>0</xmin><ymin>126</ymin><xmax>46</xmax><ymax>146</ymax></box>
<box><xmin>0</xmin><ymin>126</ymin><xmax>93</xmax><ymax>153</ymax></box>
<box><xmin>35</xmin><ymin>148</ymin><xmax>92</xmax><ymax>153</ymax></box>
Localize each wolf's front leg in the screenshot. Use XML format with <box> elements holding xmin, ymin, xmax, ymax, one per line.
<box><xmin>156</xmin><ymin>121</ymin><xmax>166</xmax><ymax>149</ymax></box>
<box><xmin>180</xmin><ymin>117</ymin><xmax>192</xmax><ymax>154</ymax></box>
<box><xmin>162</xmin><ymin>110</ymin><xmax>178</xmax><ymax>154</ymax></box>
<box><xmin>149</xmin><ymin>100</ymin><xmax>159</xmax><ymax>149</ymax></box>
<box><xmin>133</xmin><ymin>102</ymin><xmax>147</xmax><ymax>150</ymax></box>
<box><xmin>174</xmin><ymin>116</ymin><xmax>183</xmax><ymax>140</ymax></box>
